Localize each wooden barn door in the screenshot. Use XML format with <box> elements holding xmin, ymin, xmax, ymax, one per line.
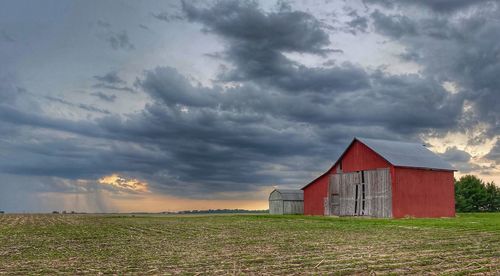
<box><xmin>328</xmin><ymin>174</ymin><xmax>341</xmax><ymax>216</ymax></box>
<box><xmin>341</xmin><ymin>172</ymin><xmax>360</xmax><ymax>216</ymax></box>
<box><xmin>329</xmin><ymin>168</ymin><xmax>392</xmax><ymax>217</ymax></box>
<box><xmin>329</xmin><ymin>172</ymin><xmax>360</xmax><ymax>216</ymax></box>
<box><xmin>364</xmin><ymin>168</ymin><xmax>392</xmax><ymax>218</ymax></box>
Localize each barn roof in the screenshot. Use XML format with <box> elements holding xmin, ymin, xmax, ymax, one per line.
<box><xmin>302</xmin><ymin>137</ymin><xmax>454</xmax><ymax>190</ymax></box>
<box><xmin>357</xmin><ymin>137</ymin><xmax>455</xmax><ymax>171</ymax></box>
<box><xmin>271</xmin><ymin>189</ymin><xmax>304</xmax><ymax>201</ymax></box>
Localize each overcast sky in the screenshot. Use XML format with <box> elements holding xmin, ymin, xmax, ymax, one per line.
<box><xmin>1</xmin><ymin>0</ymin><xmax>499</xmax><ymax>212</ymax></box>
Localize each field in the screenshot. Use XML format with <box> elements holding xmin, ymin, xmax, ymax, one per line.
<box><xmin>0</xmin><ymin>213</ymin><xmax>499</xmax><ymax>275</ymax></box>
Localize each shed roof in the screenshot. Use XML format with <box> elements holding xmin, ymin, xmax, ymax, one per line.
<box><xmin>271</xmin><ymin>189</ymin><xmax>304</xmax><ymax>201</ymax></box>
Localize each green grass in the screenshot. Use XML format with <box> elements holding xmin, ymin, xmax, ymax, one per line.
<box><xmin>0</xmin><ymin>213</ymin><xmax>498</xmax><ymax>275</ymax></box>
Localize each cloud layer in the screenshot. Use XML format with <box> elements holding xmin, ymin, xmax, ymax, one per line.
<box><xmin>0</xmin><ymin>0</ymin><xmax>498</xmax><ymax>212</ymax></box>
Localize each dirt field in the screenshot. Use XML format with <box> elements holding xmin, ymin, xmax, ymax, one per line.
<box><xmin>0</xmin><ymin>213</ymin><xmax>498</xmax><ymax>275</ymax></box>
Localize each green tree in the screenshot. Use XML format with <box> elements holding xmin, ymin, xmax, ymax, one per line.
<box><xmin>484</xmin><ymin>182</ymin><xmax>500</xmax><ymax>211</ymax></box>
<box><xmin>455</xmin><ymin>175</ymin><xmax>500</xmax><ymax>212</ymax></box>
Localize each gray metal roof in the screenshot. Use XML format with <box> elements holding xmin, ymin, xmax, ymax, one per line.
<box><xmin>272</xmin><ymin>189</ymin><xmax>304</xmax><ymax>201</ymax></box>
<box><xmin>357</xmin><ymin>137</ymin><xmax>454</xmax><ymax>171</ymax></box>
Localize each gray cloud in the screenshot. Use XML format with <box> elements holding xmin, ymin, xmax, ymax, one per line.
<box><xmin>97</xmin><ymin>20</ymin><xmax>111</xmax><ymax>28</ymax></box>
<box><xmin>1</xmin><ymin>0</ymin><xmax>474</xmax><ymax>198</ymax></box>
<box><xmin>139</xmin><ymin>24</ymin><xmax>150</xmax><ymax>31</ymax></box>
<box><xmin>183</xmin><ymin>0</ymin><xmax>367</xmax><ymax>94</ymax></box>
<box><xmin>1</xmin><ymin>0</ymin><xmax>498</xmax><ymax>210</ymax></box>
<box><xmin>441</xmin><ymin>146</ymin><xmax>471</xmax><ymax>163</ymax></box>
<box><xmin>486</xmin><ymin>140</ymin><xmax>500</xmax><ymax>163</ymax></box>
<box><xmin>91</xmin><ymin>91</ymin><xmax>117</xmax><ymax>102</ymax></box>
<box><xmin>369</xmin><ymin>2</ymin><xmax>500</xmax><ymax>140</ymax></box>
<box><xmin>1</xmin><ymin>30</ymin><xmax>15</xmax><ymax>42</ymax></box>
<box><xmin>105</xmin><ymin>30</ymin><xmax>134</xmax><ymax>50</ymax></box>
<box><xmin>41</xmin><ymin>95</ymin><xmax>111</xmax><ymax>114</ymax></box>
<box><xmin>92</xmin><ymin>71</ymin><xmax>135</xmax><ymax>93</ymax></box>
<box><xmin>400</xmin><ymin>0</ymin><xmax>494</xmax><ymax>13</ymax></box>
<box><xmin>151</xmin><ymin>11</ymin><xmax>184</xmax><ymax>22</ymax></box>
<box><xmin>94</xmin><ymin>71</ymin><xmax>125</xmax><ymax>84</ymax></box>
<box><xmin>371</xmin><ymin>10</ymin><xmax>417</xmax><ymax>39</ymax></box>
<box><xmin>365</xmin><ymin>0</ymin><xmax>494</xmax><ymax>13</ymax></box>
<box><xmin>345</xmin><ymin>10</ymin><xmax>369</xmax><ymax>34</ymax></box>
<box><xmin>439</xmin><ymin>146</ymin><xmax>475</xmax><ymax>173</ymax></box>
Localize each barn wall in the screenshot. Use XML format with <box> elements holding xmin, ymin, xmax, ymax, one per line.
<box><xmin>304</xmin><ymin>171</ymin><xmax>330</xmax><ymax>215</ymax></box>
<box><xmin>392</xmin><ymin>168</ymin><xmax>455</xmax><ymax>218</ymax></box>
<box><xmin>269</xmin><ymin>200</ymin><xmax>283</xmax><ymax>215</ymax></box>
<box><xmin>269</xmin><ymin>190</ymin><xmax>281</xmax><ymax>200</ymax></box>
<box><xmin>283</xmin><ymin>201</ymin><xmax>304</xmax><ymax>214</ymax></box>
<box><xmin>304</xmin><ymin>140</ymin><xmax>391</xmax><ymax>216</ymax></box>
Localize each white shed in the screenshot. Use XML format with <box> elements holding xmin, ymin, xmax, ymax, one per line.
<box><xmin>269</xmin><ymin>189</ymin><xmax>304</xmax><ymax>215</ymax></box>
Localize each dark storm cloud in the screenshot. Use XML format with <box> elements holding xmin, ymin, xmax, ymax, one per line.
<box><xmin>1</xmin><ymin>136</ymin><xmax>168</xmax><ymax>179</ymax></box>
<box><xmin>370</xmin><ymin>10</ymin><xmax>417</xmax><ymax>39</ymax></box>
<box><xmin>2</xmin><ymin>59</ymin><xmax>464</xmax><ymax>197</ymax></box>
<box><xmin>182</xmin><ymin>1</ymin><xmax>330</xmax><ymax>54</ymax></box>
<box><xmin>139</xmin><ymin>24</ymin><xmax>150</xmax><ymax>31</ymax></box>
<box><xmin>151</xmin><ymin>11</ymin><xmax>184</xmax><ymax>22</ymax></box>
<box><xmin>440</xmin><ymin>146</ymin><xmax>471</xmax><ymax>163</ymax></box>
<box><xmin>368</xmin><ymin>2</ymin><xmax>500</xmax><ymax>141</ymax></box>
<box><xmin>104</xmin><ymin>30</ymin><xmax>134</xmax><ymax>50</ymax></box>
<box><xmin>2</xmin><ymin>0</ymin><xmax>498</xmax><ymax>204</ymax></box>
<box><xmin>183</xmin><ymin>0</ymin><xmax>366</xmax><ymax>94</ymax></box>
<box><xmin>400</xmin><ymin>0</ymin><xmax>494</xmax><ymax>13</ymax></box>
<box><xmin>486</xmin><ymin>140</ymin><xmax>500</xmax><ymax>163</ymax></box>
<box><xmin>1</xmin><ymin>66</ymin><xmax>337</xmax><ymax>196</ymax></box>
<box><xmin>345</xmin><ymin>10</ymin><xmax>369</xmax><ymax>34</ymax></box>
<box><xmin>438</xmin><ymin>146</ymin><xmax>492</xmax><ymax>173</ymax></box>
<box><xmin>1</xmin><ymin>30</ymin><xmax>15</xmax><ymax>42</ymax></box>
<box><xmin>91</xmin><ymin>91</ymin><xmax>117</xmax><ymax>102</ymax></box>
<box><xmin>137</xmin><ymin>67</ymin><xmax>218</xmax><ymax>107</ymax></box>
<box><xmin>365</xmin><ymin>0</ymin><xmax>494</xmax><ymax>13</ymax></box>
<box><xmin>41</xmin><ymin>95</ymin><xmax>111</xmax><ymax>114</ymax></box>
<box><xmin>439</xmin><ymin>146</ymin><xmax>474</xmax><ymax>172</ymax></box>
<box><xmin>92</xmin><ymin>71</ymin><xmax>135</xmax><ymax>93</ymax></box>
<box><xmin>97</xmin><ymin>20</ymin><xmax>111</xmax><ymax>28</ymax></box>
<box><xmin>94</xmin><ymin>71</ymin><xmax>125</xmax><ymax>84</ymax></box>
<box><xmin>93</xmin><ymin>83</ymin><xmax>135</xmax><ymax>93</ymax></box>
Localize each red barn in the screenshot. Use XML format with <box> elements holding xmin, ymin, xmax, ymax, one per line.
<box><xmin>302</xmin><ymin>137</ymin><xmax>456</xmax><ymax>218</ymax></box>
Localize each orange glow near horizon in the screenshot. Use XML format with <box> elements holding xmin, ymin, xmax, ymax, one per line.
<box><xmin>110</xmin><ymin>194</ymin><xmax>269</xmax><ymax>213</ymax></box>
<box><xmin>98</xmin><ymin>174</ymin><xmax>149</xmax><ymax>193</ymax></box>
<box><xmin>36</xmin><ymin>190</ymin><xmax>269</xmax><ymax>213</ymax></box>
<box><xmin>35</xmin><ymin>180</ymin><xmax>273</xmax><ymax>213</ymax></box>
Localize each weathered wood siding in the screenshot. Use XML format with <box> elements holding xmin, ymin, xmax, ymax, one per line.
<box><xmin>329</xmin><ymin>168</ymin><xmax>392</xmax><ymax>218</ymax></box>
<box><xmin>365</xmin><ymin>168</ymin><xmax>392</xmax><ymax>218</ymax></box>
<box><xmin>269</xmin><ymin>199</ymin><xmax>284</xmax><ymax>215</ymax></box>
<box><xmin>269</xmin><ymin>190</ymin><xmax>281</xmax><ymax>201</ymax></box>
<box><xmin>269</xmin><ymin>190</ymin><xmax>304</xmax><ymax>215</ymax></box>
<box><xmin>283</xmin><ymin>201</ymin><xmax>304</xmax><ymax>214</ymax></box>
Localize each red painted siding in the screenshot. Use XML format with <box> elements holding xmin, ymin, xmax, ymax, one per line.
<box><xmin>303</xmin><ymin>169</ymin><xmax>331</xmax><ymax>215</ymax></box>
<box><xmin>340</xmin><ymin>141</ymin><xmax>390</xmax><ymax>172</ymax></box>
<box><xmin>303</xmin><ymin>141</ymin><xmax>391</xmax><ymax>215</ymax></box>
<box><xmin>392</xmin><ymin>168</ymin><xmax>455</xmax><ymax>218</ymax></box>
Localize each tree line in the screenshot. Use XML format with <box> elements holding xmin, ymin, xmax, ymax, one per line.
<box><xmin>455</xmin><ymin>175</ymin><xmax>499</xmax><ymax>212</ymax></box>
